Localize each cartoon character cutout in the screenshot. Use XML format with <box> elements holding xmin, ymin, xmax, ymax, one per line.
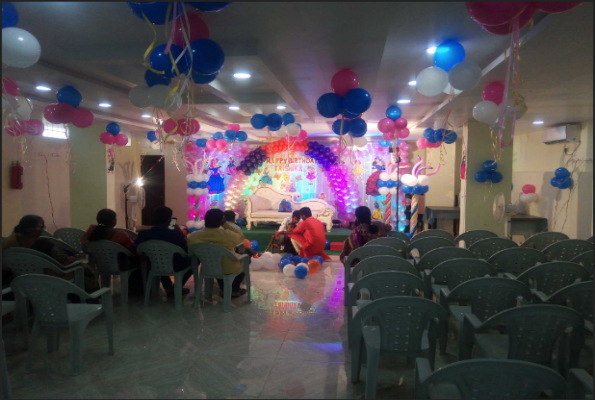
<box><xmin>318</xmin><ymin>193</ymin><xmax>326</xmax><ymax>201</ymax></box>
<box><xmin>225</xmin><ymin>157</ymin><xmax>236</xmax><ymax>176</ymax></box>
<box><xmin>260</xmin><ymin>166</ymin><xmax>273</xmax><ymax>185</ymax></box>
<box><xmin>372</xmin><ymin>156</ymin><xmax>386</xmax><ymax>171</ymax></box>
<box><xmin>207</xmin><ymin>159</ymin><xmax>225</xmax><ymax>194</ymax></box>
<box><xmin>372</xmin><ymin>201</ymin><xmax>383</xmax><ymax>221</ymax></box>
<box><xmin>354</xmin><ymin>159</ymin><xmax>365</xmax><ymax>178</ymax></box>
<box><xmin>306</xmin><ymin>165</ymin><xmax>317</xmax><ymax>185</ymax></box>
<box><xmin>280</xmin><ymin>173</ymin><xmax>295</xmax><ymax>192</ymax></box>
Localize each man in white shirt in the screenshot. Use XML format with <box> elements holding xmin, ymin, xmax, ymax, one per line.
<box><xmin>278</xmin><ymin>211</ymin><xmax>301</xmax><ymax>254</ymax></box>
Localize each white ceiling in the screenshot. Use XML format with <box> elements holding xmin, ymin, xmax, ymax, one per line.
<box><xmin>6</xmin><ymin>2</ymin><xmax>593</xmax><ymax>140</ymax></box>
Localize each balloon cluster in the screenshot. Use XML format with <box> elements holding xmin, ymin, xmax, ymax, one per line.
<box><xmin>197</xmin><ymin>124</ymin><xmax>247</xmax><ymax>150</ymax></box>
<box><xmin>467</xmin><ymin>2</ymin><xmax>583</xmax><ymax>36</ymax></box>
<box><xmin>250</xmin><ymin>112</ymin><xmax>302</xmax><ymax>138</ymax></box>
<box><xmin>276</xmin><ymin>254</ymin><xmax>324</xmax><ymax>278</ymax></box>
<box><xmin>473</xmin><ymin>81</ymin><xmax>527</xmax><ymax>125</ymax></box>
<box><xmin>2</xmin><ymin>2</ymin><xmax>41</xmax><ymax>69</ymax></box>
<box><xmin>550</xmin><ymin>167</ymin><xmax>574</xmax><ymax>190</ymax></box>
<box><xmin>186</xmin><ymin>172</ymin><xmax>209</xmax><ymax>196</ymax></box>
<box><xmin>377</xmin><ymin>172</ymin><xmax>402</xmax><ymax>196</ymax></box>
<box><xmin>520</xmin><ymin>184</ymin><xmax>538</xmax><ymax>203</ymax></box>
<box><xmin>317</xmin><ymin>69</ymin><xmax>370</xmax><ymax>136</ymax></box>
<box><xmin>328</xmin><ymin>164</ymin><xmax>361</xmax><ymax>220</ymax></box>
<box><xmin>238</xmin><ymin>147</ymin><xmax>267</xmax><ymax>176</ymax></box>
<box><xmin>251</xmin><ymin>252</ymin><xmax>282</xmax><ymax>271</ymax></box>
<box><xmin>401</xmin><ymin>174</ymin><xmax>430</xmax><ymax>195</ymax></box>
<box><xmin>305</xmin><ymin>142</ymin><xmax>338</xmax><ymax>170</ymax></box>
<box><xmin>2</xmin><ymin>78</ymin><xmax>44</xmax><ymax>137</ymax></box>
<box><xmin>474</xmin><ymin>160</ymin><xmax>504</xmax><ymax>184</ymax></box>
<box><xmin>99</xmin><ymin>122</ymin><xmax>129</xmax><ymax>146</ymax></box>
<box><xmin>163</xmin><ymin>117</ymin><xmax>201</xmax><ymax>137</ymax></box>
<box><xmin>416</xmin><ymin>39</ymin><xmax>482</xmax><ymax>97</ymax></box>
<box><xmin>378</xmin><ymin>106</ymin><xmax>410</xmax><ymax>140</ymax></box>
<box><xmin>417</xmin><ymin>128</ymin><xmax>457</xmax><ymax>149</ymax></box>
<box><xmin>263</xmin><ymin>137</ymin><xmax>309</xmax><ymax>158</ymax></box>
<box><xmin>43</xmin><ymin>86</ymin><xmax>95</xmax><ymax>129</ymax></box>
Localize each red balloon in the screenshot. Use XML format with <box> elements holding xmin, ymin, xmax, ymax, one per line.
<box><xmin>2</xmin><ymin>78</ymin><xmax>19</xmax><ymax>96</ymax></box>
<box><xmin>172</xmin><ymin>12</ymin><xmax>209</xmax><ymax>48</ymax></box>
<box><xmin>25</xmin><ymin>119</ymin><xmax>45</xmax><ymax>136</ymax></box>
<box><xmin>99</xmin><ymin>132</ymin><xmax>115</xmax><ymax>145</ymax></box>
<box><xmin>482</xmin><ymin>82</ymin><xmax>505</xmax><ymax>105</ymax></box>
<box><xmin>398</xmin><ymin>128</ymin><xmax>410</xmax><ymax>139</ymax></box>
<box><xmin>5</xmin><ymin>120</ymin><xmax>25</xmax><ymax>136</ymax></box>
<box><xmin>71</xmin><ymin>107</ymin><xmax>95</xmax><ymax>128</ymax></box>
<box><xmin>52</xmin><ymin>103</ymin><xmax>76</xmax><ymax>124</ymax></box>
<box><xmin>466</xmin><ymin>2</ymin><xmax>527</xmax><ymax>26</ymax></box>
<box><xmin>330</xmin><ymin>69</ymin><xmax>359</xmax><ymax>96</ymax></box>
<box><xmin>228</xmin><ymin>123</ymin><xmax>240</xmax><ymax>133</ymax></box>
<box><xmin>377</xmin><ymin>118</ymin><xmax>395</xmax><ymax>134</ymax></box>
<box><xmin>43</xmin><ymin>104</ymin><xmax>60</xmax><ymax>124</ymax></box>
<box><xmin>481</xmin><ymin>4</ymin><xmax>537</xmax><ymax>35</ymax></box>
<box><xmin>394</xmin><ymin>118</ymin><xmax>408</xmax><ymax>130</ymax></box>
<box><xmin>535</xmin><ymin>2</ymin><xmax>582</xmax><ymax>13</ymax></box>
<box><xmin>179</xmin><ymin>119</ymin><xmax>199</xmax><ymax>136</ymax></box>
<box><xmin>163</xmin><ymin>118</ymin><xmax>177</xmax><ymax>133</ymax></box>
<box><xmin>382</xmin><ymin>131</ymin><xmax>395</xmax><ymax>141</ymax></box>
<box><xmin>114</xmin><ymin>133</ymin><xmax>129</xmax><ymax>146</ymax></box>
<box><xmin>206</xmin><ymin>139</ymin><xmax>216</xmax><ymax>149</ymax></box>
<box><xmin>522</xmin><ymin>184</ymin><xmax>536</xmax><ymax>194</ymax></box>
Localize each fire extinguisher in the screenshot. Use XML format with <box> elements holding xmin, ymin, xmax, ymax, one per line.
<box><xmin>11</xmin><ymin>161</ymin><xmax>23</xmax><ymax>189</ymax></box>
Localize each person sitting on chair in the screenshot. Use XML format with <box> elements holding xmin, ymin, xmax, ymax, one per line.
<box><xmin>287</xmin><ymin>207</ymin><xmax>331</xmax><ymax>261</ymax></box>
<box><xmin>223</xmin><ymin>210</ymin><xmax>254</xmax><ymax>257</ymax></box>
<box><xmin>278</xmin><ymin>211</ymin><xmax>301</xmax><ymax>255</ymax></box>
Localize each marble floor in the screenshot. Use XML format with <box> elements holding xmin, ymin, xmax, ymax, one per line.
<box><xmin>3</xmin><ymin>259</ymin><xmax>593</xmax><ymax>399</ymax></box>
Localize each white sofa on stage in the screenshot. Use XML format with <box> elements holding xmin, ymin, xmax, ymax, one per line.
<box><xmin>244</xmin><ymin>183</ymin><xmax>335</xmax><ymax>232</ymax></box>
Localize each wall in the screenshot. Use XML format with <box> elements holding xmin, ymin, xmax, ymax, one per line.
<box><xmin>511</xmin><ymin>120</ymin><xmax>593</xmax><ymax>239</ymax></box>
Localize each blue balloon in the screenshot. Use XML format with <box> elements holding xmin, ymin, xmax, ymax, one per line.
<box><xmin>386</xmin><ymin>106</ymin><xmax>402</xmax><ymax>121</ymax></box>
<box><xmin>401</xmin><ymin>185</ymin><xmax>413</xmax><ymax>194</ymax></box>
<box><xmin>212</xmin><ymin>132</ymin><xmax>223</xmax><ymax>140</ymax></box>
<box><xmin>350</xmin><ymin>118</ymin><xmax>367</xmax><ymax>137</ymax></box>
<box><xmin>301</xmin><ymin>257</ymin><xmax>310</xmax><ymax>264</ymax></box>
<box><xmin>378</xmin><ymin>180</ymin><xmax>387</xmax><ymax>188</ymax></box>
<box><xmin>2</xmin><ymin>2</ymin><xmax>18</xmax><ymax>28</ymax></box>
<box><xmin>344</xmin><ymin>109</ymin><xmax>360</xmax><ymax>119</ymax></box>
<box><xmin>386</xmin><ymin>180</ymin><xmax>396</xmax><ymax>188</ymax></box>
<box><xmin>412</xmin><ymin>184</ymin><xmax>426</xmax><ymax>195</ymax></box>
<box><xmin>483</xmin><ymin>161</ymin><xmax>498</xmax><ymax>172</ymax></box>
<box><xmin>189</xmin><ymin>228</ymin><xmax>198</xmax><ymax>233</ymax></box>
<box><xmin>196</xmin><ymin>138</ymin><xmax>207</xmax><ymax>148</ymax></box>
<box><xmin>282</xmin><ymin>113</ymin><xmax>295</xmax><ymax>126</ymax></box>
<box><xmin>236</xmin><ymin>131</ymin><xmax>248</xmax><ymax>142</ymax></box>
<box><xmin>325</xmin><ymin>240</ymin><xmax>331</xmax><ymax>250</ymax></box>
<box><xmin>147</xmin><ymin>131</ymin><xmax>157</xmax><ymax>142</ymax></box>
<box><xmin>380</xmin><ymin>139</ymin><xmax>391</xmax><ymax>148</ymax></box>
<box><xmin>551</xmin><ymin>177</ymin><xmax>563</xmax><ymax>188</ymax></box>
<box><xmin>294</xmin><ymin>265</ymin><xmax>309</xmax><ymax>279</ymax></box>
<box><xmin>145</xmin><ymin>69</ymin><xmax>171</xmax><ymax>87</ymax></box>
<box><xmin>224</xmin><ymin>130</ymin><xmax>237</xmax><ymax>142</ymax></box>
<box><xmin>291</xmin><ymin>255</ymin><xmax>303</xmax><ymax>265</ymax></box>
<box><xmin>332</xmin><ymin>119</ymin><xmax>351</xmax><ymax>135</ymax></box>
<box><xmin>236</xmin><ymin>218</ymin><xmax>246</xmax><ymax>227</ymax></box>
<box><xmin>317</xmin><ymin>93</ymin><xmax>343</xmax><ymax>118</ymax></box>
<box><xmin>191</xmin><ymin>70</ymin><xmax>218</xmax><ymax>84</ymax></box>
<box><xmin>251</xmin><ymin>114</ymin><xmax>267</xmax><ymax>129</ymax></box>
<box><xmin>312</xmin><ymin>255</ymin><xmax>324</xmax><ymax>264</ymax></box>
<box><xmin>421</xmin><ymin>185</ymin><xmax>430</xmax><ymax>194</ymax></box>
<box><xmin>434</xmin><ymin>39</ymin><xmax>466</xmax><ymax>72</ymax></box>
<box><xmin>190</xmin><ymin>39</ymin><xmax>225</xmax><ymax>75</ymax></box>
<box><xmin>280</xmin><ymin>258</ymin><xmax>294</xmax><ymax>270</ymax></box>
<box><xmin>475</xmin><ymin>171</ymin><xmax>490</xmax><ymax>183</ymax></box>
<box><xmin>188</xmin><ymin>181</ymin><xmax>199</xmax><ymax>189</ymax></box>
<box><xmin>342</xmin><ymin>88</ymin><xmax>372</xmax><ymax>115</ymax></box>
<box><xmin>424</xmin><ymin>128</ymin><xmax>438</xmax><ymax>143</ymax></box>
<box><xmin>489</xmin><ymin>171</ymin><xmax>503</xmax><ymax>183</ymax></box>
<box><xmin>555</xmin><ymin>167</ymin><xmax>571</xmax><ymax>179</ymax></box>
<box><xmin>267</xmin><ymin>113</ymin><xmax>283</xmax><ymax>130</ymax></box>
<box><xmin>250</xmin><ymin>240</ymin><xmax>259</xmax><ymax>252</ymax></box>
<box><xmin>434</xmin><ymin>129</ymin><xmax>445</xmax><ymax>143</ymax></box>
<box><xmin>198</xmin><ymin>181</ymin><xmax>207</xmax><ymax>189</ymax></box>
<box><xmin>558</xmin><ymin>177</ymin><xmax>574</xmax><ymax>189</ymax></box>
<box><xmin>444</xmin><ymin>131</ymin><xmax>457</xmax><ymax>144</ymax></box>
<box><xmin>127</xmin><ymin>2</ymin><xmax>183</xmax><ymax>25</ymax></box>
<box><xmin>186</xmin><ymin>2</ymin><xmax>231</xmax><ymax>12</ymax></box>
<box><xmin>56</xmin><ymin>86</ymin><xmax>82</xmax><ymax>108</ymax></box>
<box><xmin>106</xmin><ymin>122</ymin><xmax>121</xmax><ymax>135</ymax></box>
<box><xmin>150</xmin><ymin>44</ymin><xmax>190</xmax><ymax>77</ymax></box>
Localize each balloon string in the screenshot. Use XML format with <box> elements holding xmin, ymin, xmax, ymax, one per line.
<box><xmin>164</xmin><ymin>2</ymin><xmax>177</xmax><ymax>55</ymax></box>
<box><xmin>338</xmin><ymin>110</ymin><xmax>345</xmax><ymax>166</ymax></box>
<box><xmin>141</xmin><ymin>13</ymin><xmax>166</xmax><ymax>75</ymax></box>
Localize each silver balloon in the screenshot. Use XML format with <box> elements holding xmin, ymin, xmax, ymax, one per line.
<box><xmin>416</xmin><ymin>67</ymin><xmax>448</xmax><ymax>97</ymax></box>
<box><xmin>129</xmin><ymin>86</ymin><xmax>152</xmax><ymax>108</ymax></box>
<box><xmin>448</xmin><ymin>61</ymin><xmax>482</xmax><ymax>91</ymax></box>
<box><xmin>472</xmin><ymin>100</ymin><xmax>500</xmax><ymax>125</ymax></box>
<box><xmin>148</xmin><ymin>84</ymin><xmax>171</xmax><ymax>109</ymax></box>
<box><xmin>2</xmin><ymin>28</ymin><xmax>41</xmax><ymax>68</ymax></box>
<box><xmin>504</xmin><ymin>99</ymin><xmax>528</xmax><ymax>121</ymax></box>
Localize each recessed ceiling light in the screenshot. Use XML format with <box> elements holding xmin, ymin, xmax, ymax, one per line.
<box><xmin>229</xmin><ymin>106</ymin><xmax>240</xmax><ymax>110</ymax></box>
<box><xmin>408</xmin><ymin>81</ymin><xmax>417</xmax><ymax>86</ymax></box>
<box><xmin>233</xmin><ymin>73</ymin><xmax>251</xmax><ymax>79</ymax></box>
<box><xmin>36</xmin><ymin>86</ymin><xmax>52</xmax><ymax>91</ymax></box>
<box><xmin>141</xmin><ymin>113</ymin><xmax>151</xmax><ymax>118</ymax></box>
<box><xmin>426</xmin><ymin>46</ymin><xmax>437</xmax><ymax>54</ymax></box>
<box><xmin>98</xmin><ymin>103</ymin><xmax>112</xmax><ymax>107</ymax></box>
<box><xmin>277</xmin><ymin>105</ymin><xmax>286</xmax><ymax>110</ymax></box>
<box><xmin>533</xmin><ymin>120</ymin><xmax>544</xmax><ymax>125</ymax></box>
<box><xmin>397</xmin><ymin>99</ymin><xmax>411</xmax><ymax>104</ymax></box>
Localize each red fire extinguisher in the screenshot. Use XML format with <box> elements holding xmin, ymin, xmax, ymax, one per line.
<box><xmin>11</xmin><ymin>161</ymin><xmax>23</xmax><ymax>189</ymax></box>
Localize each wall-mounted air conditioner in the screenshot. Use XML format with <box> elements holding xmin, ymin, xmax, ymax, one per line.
<box><xmin>542</xmin><ymin>124</ymin><xmax>581</xmax><ymax>145</ymax></box>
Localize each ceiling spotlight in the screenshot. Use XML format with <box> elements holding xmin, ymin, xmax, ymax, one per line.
<box><xmin>426</xmin><ymin>46</ymin><xmax>437</xmax><ymax>54</ymax></box>
<box><xmin>141</xmin><ymin>114</ymin><xmax>151</xmax><ymax>118</ymax></box>
<box><xmin>533</xmin><ymin>120</ymin><xmax>544</xmax><ymax>125</ymax></box>
<box><xmin>408</xmin><ymin>81</ymin><xmax>417</xmax><ymax>86</ymax></box>
<box><xmin>397</xmin><ymin>99</ymin><xmax>411</xmax><ymax>104</ymax></box>
<box><xmin>233</xmin><ymin>73</ymin><xmax>251</xmax><ymax>79</ymax></box>
<box><xmin>277</xmin><ymin>105</ymin><xmax>286</xmax><ymax>110</ymax></box>
<box><xmin>98</xmin><ymin>103</ymin><xmax>112</xmax><ymax>107</ymax></box>
<box><xmin>36</xmin><ymin>86</ymin><xmax>52</xmax><ymax>91</ymax></box>
<box><xmin>229</xmin><ymin>106</ymin><xmax>240</xmax><ymax>110</ymax></box>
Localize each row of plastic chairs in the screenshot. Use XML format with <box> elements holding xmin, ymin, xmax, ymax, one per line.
<box><xmin>39</xmin><ymin>227</ymin><xmax>139</xmax><ymax>255</ymax></box>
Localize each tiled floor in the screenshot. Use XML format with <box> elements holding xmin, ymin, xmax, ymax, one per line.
<box><xmin>3</xmin><ymin>259</ymin><xmax>593</xmax><ymax>399</ymax></box>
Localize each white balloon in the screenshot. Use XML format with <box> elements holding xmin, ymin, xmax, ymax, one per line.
<box><xmin>276</xmin><ymin>129</ymin><xmax>287</xmax><ymax>138</ymax></box>
<box><xmin>473</xmin><ymin>100</ymin><xmax>500</xmax><ymax>125</ymax></box>
<box><xmin>504</xmin><ymin>99</ymin><xmax>528</xmax><ymax>121</ymax></box>
<box><xmin>378</xmin><ymin>187</ymin><xmax>390</xmax><ymax>195</ymax></box>
<box><xmin>262</xmin><ymin>252</ymin><xmax>273</xmax><ymax>259</ymax></box>
<box><xmin>520</xmin><ymin>193</ymin><xmax>538</xmax><ymax>203</ymax></box>
<box><xmin>186</xmin><ymin>188</ymin><xmax>194</xmax><ymax>195</ymax></box>
<box><xmin>296</xmin><ymin>263</ymin><xmax>309</xmax><ymax>271</ymax></box>
<box><xmin>139</xmin><ymin>138</ymin><xmax>153</xmax><ymax>149</ymax></box>
<box><xmin>443</xmin><ymin>83</ymin><xmax>462</xmax><ymax>96</ymax></box>
<box><xmin>272</xmin><ymin>254</ymin><xmax>283</xmax><ymax>264</ymax></box>
<box><xmin>283</xmin><ymin>264</ymin><xmax>296</xmax><ymax>277</ymax></box>
<box><xmin>129</xmin><ymin>86</ymin><xmax>152</xmax><ymax>108</ymax></box>
<box><xmin>285</xmin><ymin>123</ymin><xmax>301</xmax><ymax>137</ymax></box>
<box><xmin>2</xmin><ymin>28</ymin><xmax>41</xmax><ymax>68</ymax></box>
<box><xmin>390</xmin><ymin>172</ymin><xmax>399</xmax><ymax>182</ymax></box>
<box><xmin>186</xmin><ymin>174</ymin><xmax>195</xmax><ymax>182</ymax></box>
<box><xmin>389</xmin><ymin>187</ymin><xmax>397</xmax><ymax>195</ymax></box>
<box><xmin>186</xmin><ymin>221</ymin><xmax>195</xmax><ymax>229</ymax></box>
<box><xmin>200</xmin><ymin>174</ymin><xmax>209</xmax><ymax>182</ymax></box>
<box><xmin>379</xmin><ymin>172</ymin><xmax>390</xmax><ymax>181</ymax></box>
<box><xmin>16</xmin><ymin>98</ymin><xmax>32</xmax><ymax>121</ymax></box>
<box><xmin>192</xmin><ymin>188</ymin><xmax>202</xmax><ymax>196</ymax></box>
<box><xmin>416</xmin><ymin>67</ymin><xmax>448</xmax><ymax>97</ymax></box>
<box><xmin>401</xmin><ymin>174</ymin><xmax>418</xmax><ymax>186</ymax></box>
<box><xmin>353</xmin><ymin>137</ymin><xmax>367</xmax><ymax>149</ymax></box>
<box><xmin>251</xmin><ymin>259</ymin><xmax>263</xmax><ymax>270</ymax></box>
<box><xmin>164</xmin><ymin>92</ymin><xmax>182</xmax><ymax>112</ymax></box>
<box><xmin>196</xmin><ymin>220</ymin><xmax>205</xmax><ymax>229</ymax></box>
<box><xmin>148</xmin><ymin>84</ymin><xmax>172</xmax><ymax>109</ymax></box>
<box><xmin>448</xmin><ymin>61</ymin><xmax>482</xmax><ymax>91</ymax></box>
<box><xmin>151</xmin><ymin>141</ymin><xmax>161</xmax><ymax>150</ymax></box>
<box><xmin>264</xmin><ymin>259</ymin><xmax>277</xmax><ymax>270</ymax></box>
<box><xmin>192</xmin><ymin>174</ymin><xmax>202</xmax><ymax>182</ymax></box>
<box><xmin>418</xmin><ymin>175</ymin><xmax>430</xmax><ymax>186</ymax></box>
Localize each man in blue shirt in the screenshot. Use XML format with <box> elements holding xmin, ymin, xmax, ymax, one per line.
<box><xmin>136</xmin><ymin>206</ymin><xmax>193</xmax><ymax>296</ymax></box>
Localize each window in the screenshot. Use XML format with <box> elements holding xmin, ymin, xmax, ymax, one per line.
<box><xmin>42</xmin><ymin>118</ymin><xmax>68</xmax><ymax>139</ymax></box>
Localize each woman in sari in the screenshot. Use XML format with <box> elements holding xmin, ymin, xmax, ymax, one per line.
<box><xmin>340</xmin><ymin>206</ymin><xmax>392</xmax><ymax>263</ymax></box>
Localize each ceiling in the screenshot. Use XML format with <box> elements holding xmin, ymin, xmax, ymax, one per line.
<box><xmin>6</xmin><ymin>2</ymin><xmax>593</xmax><ymax>141</ymax></box>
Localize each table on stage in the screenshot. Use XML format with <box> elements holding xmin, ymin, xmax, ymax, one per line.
<box><xmin>423</xmin><ymin>206</ymin><xmax>460</xmax><ymax>237</ymax></box>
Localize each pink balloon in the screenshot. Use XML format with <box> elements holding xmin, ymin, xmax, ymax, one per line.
<box><xmin>5</xmin><ymin>120</ymin><xmax>24</xmax><ymax>136</ymax></box>
<box><xmin>206</xmin><ymin>139</ymin><xmax>216</xmax><ymax>149</ymax></box>
<box><xmin>429</xmin><ymin>141</ymin><xmax>441</xmax><ymax>148</ymax></box>
<box><xmin>52</xmin><ymin>103</ymin><xmax>76</xmax><ymax>124</ymax></box>
<box><xmin>71</xmin><ymin>107</ymin><xmax>94</xmax><ymax>128</ymax></box>
<box><xmin>179</xmin><ymin>119</ymin><xmax>200</xmax><ymax>136</ymax></box>
<box><xmin>2</xmin><ymin>78</ymin><xmax>19</xmax><ymax>96</ymax></box>
<box><xmin>398</xmin><ymin>128</ymin><xmax>410</xmax><ymax>139</ymax></box>
<box><xmin>100</xmin><ymin>132</ymin><xmax>115</xmax><ymax>145</ymax></box>
<box><xmin>534</xmin><ymin>1</ymin><xmax>582</xmax><ymax>14</ymax></box>
<box><xmin>297</xmin><ymin>129</ymin><xmax>308</xmax><ymax>141</ymax></box>
<box><xmin>481</xmin><ymin>4</ymin><xmax>536</xmax><ymax>35</ymax></box>
<box><xmin>163</xmin><ymin>118</ymin><xmax>177</xmax><ymax>133</ymax></box>
<box><xmin>25</xmin><ymin>119</ymin><xmax>44</xmax><ymax>136</ymax></box>
<box><xmin>43</xmin><ymin>104</ymin><xmax>60</xmax><ymax>124</ymax></box>
<box><xmin>400</xmin><ymin>143</ymin><xmax>412</xmax><ymax>152</ymax></box>
<box><xmin>522</xmin><ymin>184</ymin><xmax>536</xmax><ymax>194</ymax></box>
<box><xmin>482</xmin><ymin>82</ymin><xmax>505</xmax><ymax>105</ymax></box>
<box><xmin>416</xmin><ymin>138</ymin><xmax>428</xmax><ymax>149</ymax></box>
<box><xmin>382</xmin><ymin>131</ymin><xmax>396</xmax><ymax>141</ymax></box>
<box><xmin>394</xmin><ymin>118</ymin><xmax>408</xmax><ymax>130</ymax></box>
<box><xmin>331</xmin><ymin>69</ymin><xmax>359</xmax><ymax>96</ymax></box>
<box><xmin>466</xmin><ymin>2</ymin><xmax>527</xmax><ymax>26</ymax></box>
<box><xmin>216</xmin><ymin>138</ymin><xmax>227</xmax><ymax>150</ymax></box>
<box><xmin>228</xmin><ymin>123</ymin><xmax>240</xmax><ymax>133</ymax></box>
<box><xmin>377</xmin><ymin>118</ymin><xmax>395</xmax><ymax>134</ymax></box>
<box><xmin>114</xmin><ymin>133</ymin><xmax>129</xmax><ymax>146</ymax></box>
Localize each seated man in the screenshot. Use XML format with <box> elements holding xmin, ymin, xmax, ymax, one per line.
<box><xmin>278</xmin><ymin>210</ymin><xmax>301</xmax><ymax>255</ymax></box>
<box><xmin>135</xmin><ymin>206</ymin><xmax>193</xmax><ymax>297</ymax></box>
<box><xmin>188</xmin><ymin>209</ymin><xmax>247</xmax><ymax>298</ymax></box>
<box><xmin>287</xmin><ymin>207</ymin><xmax>331</xmax><ymax>261</ymax></box>
<box><xmin>223</xmin><ymin>210</ymin><xmax>254</xmax><ymax>257</ymax></box>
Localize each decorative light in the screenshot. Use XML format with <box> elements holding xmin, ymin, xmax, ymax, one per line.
<box><xmin>99</xmin><ymin>103</ymin><xmax>112</xmax><ymax>107</ymax></box>
<box><xmin>233</xmin><ymin>73</ymin><xmax>251</xmax><ymax>79</ymax></box>
<box><xmin>136</xmin><ymin>178</ymin><xmax>144</xmax><ymax>187</ymax></box>
<box><xmin>277</xmin><ymin>105</ymin><xmax>286</xmax><ymax>110</ymax></box>
<box><xmin>408</xmin><ymin>81</ymin><xmax>417</xmax><ymax>86</ymax></box>
<box><xmin>397</xmin><ymin>99</ymin><xmax>411</xmax><ymax>104</ymax></box>
<box><xmin>141</xmin><ymin>114</ymin><xmax>151</xmax><ymax>118</ymax></box>
<box><xmin>36</xmin><ymin>86</ymin><xmax>52</xmax><ymax>91</ymax></box>
<box><xmin>533</xmin><ymin>120</ymin><xmax>544</xmax><ymax>125</ymax></box>
<box><xmin>426</xmin><ymin>46</ymin><xmax>437</xmax><ymax>54</ymax></box>
<box><xmin>229</xmin><ymin>106</ymin><xmax>240</xmax><ymax>110</ymax></box>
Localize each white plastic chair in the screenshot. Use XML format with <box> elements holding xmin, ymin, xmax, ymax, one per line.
<box><xmin>83</xmin><ymin>241</ymin><xmax>146</xmax><ymax>306</ymax></box>
<box><xmin>11</xmin><ymin>275</ymin><xmax>114</xmax><ymax>376</ymax></box>
<box><xmin>2</xmin><ymin>288</ymin><xmax>15</xmax><ymax>399</ymax></box>
<box><xmin>53</xmin><ymin>228</ymin><xmax>86</xmax><ymax>254</ymax></box>
<box><xmin>137</xmin><ymin>241</ymin><xmax>199</xmax><ymax>308</ymax></box>
<box><xmin>188</xmin><ymin>243</ymin><xmax>251</xmax><ymax>313</ymax></box>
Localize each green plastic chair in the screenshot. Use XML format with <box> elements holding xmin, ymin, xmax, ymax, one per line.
<box><xmin>11</xmin><ymin>275</ymin><xmax>114</xmax><ymax>376</ymax></box>
<box><xmin>459</xmin><ymin>304</ymin><xmax>584</xmax><ymax>376</ymax></box>
<box><xmin>415</xmin><ymin>358</ymin><xmax>568</xmax><ymax>399</ymax></box>
<box><xmin>188</xmin><ymin>243</ymin><xmax>251</xmax><ymax>313</ymax></box>
<box><xmin>343</xmin><ymin>245</ymin><xmax>401</xmax><ymax>306</ymax></box>
<box><xmin>348</xmin><ymin>255</ymin><xmax>418</xmax><ymax>286</ymax></box>
<box><xmin>587</xmin><ymin>236</ymin><xmax>594</xmax><ymax>244</ymax></box>
<box><xmin>346</xmin><ymin>271</ymin><xmax>426</xmax><ymax>348</ymax></box>
<box><xmin>407</xmin><ymin>237</ymin><xmax>455</xmax><ymax>259</ymax></box>
<box><xmin>53</xmin><ymin>228</ymin><xmax>85</xmax><ymax>254</ymax></box>
<box><xmin>137</xmin><ymin>241</ymin><xmax>199</xmax><ymax>308</ymax></box>
<box><xmin>571</xmin><ymin>251</ymin><xmax>593</xmax><ymax>279</ymax></box>
<box><xmin>40</xmin><ymin>230</ymin><xmax>53</xmax><ymax>238</ymax></box>
<box><xmin>423</xmin><ymin>258</ymin><xmax>497</xmax><ymax>300</ymax></box>
<box><xmin>468</xmin><ymin>237</ymin><xmax>518</xmax><ymax>260</ymax></box>
<box><xmin>415</xmin><ymin>247</ymin><xmax>475</xmax><ymax>272</ymax></box>
<box><xmin>364</xmin><ymin>237</ymin><xmax>407</xmax><ymax>257</ymax></box>
<box><xmin>543</xmin><ymin>239</ymin><xmax>593</xmax><ymax>262</ymax></box>
<box><xmin>387</xmin><ymin>230</ymin><xmax>410</xmax><ymax>243</ymax></box>
<box><xmin>351</xmin><ymin>297</ymin><xmax>448</xmax><ymax>399</ymax></box>
<box><xmin>83</xmin><ymin>241</ymin><xmax>146</xmax><ymax>306</ymax></box>
<box><xmin>2</xmin><ymin>288</ymin><xmax>15</xmax><ymax>399</ymax></box>
<box><xmin>114</xmin><ymin>228</ymin><xmax>138</xmax><ymax>241</ymax></box>
<box><xmin>454</xmin><ymin>230</ymin><xmax>498</xmax><ymax>249</ymax></box>
<box><xmin>505</xmin><ymin>261</ymin><xmax>590</xmax><ymax>297</ymax></box>
<box><xmin>487</xmin><ymin>247</ymin><xmax>548</xmax><ymax>275</ymax></box>
<box><xmin>42</xmin><ymin>237</ymin><xmax>81</xmax><ymax>257</ymax></box>
<box><xmin>439</xmin><ymin>277</ymin><xmax>532</xmax><ymax>355</ymax></box>
<box><xmin>521</xmin><ymin>232</ymin><xmax>569</xmax><ymax>251</ymax></box>
<box><xmin>411</xmin><ymin>229</ymin><xmax>454</xmax><ymax>242</ymax></box>
<box><xmin>568</xmin><ymin>369</ymin><xmax>593</xmax><ymax>399</ymax></box>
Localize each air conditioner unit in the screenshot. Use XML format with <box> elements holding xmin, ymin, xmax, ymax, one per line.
<box><xmin>542</xmin><ymin>124</ymin><xmax>581</xmax><ymax>145</ymax></box>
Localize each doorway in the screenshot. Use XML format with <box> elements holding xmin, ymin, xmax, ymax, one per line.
<box><xmin>140</xmin><ymin>155</ymin><xmax>165</xmax><ymax>226</ymax></box>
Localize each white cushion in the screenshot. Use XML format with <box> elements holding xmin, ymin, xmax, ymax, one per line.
<box><xmin>256</xmin><ymin>197</ymin><xmax>272</xmax><ymax>211</ymax></box>
<box><xmin>249</xmin><ymin>195</ymin><xmax>260</xmax><ymax>211</ymax></box>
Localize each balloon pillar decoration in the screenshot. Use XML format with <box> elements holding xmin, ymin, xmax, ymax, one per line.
<box><xmin>99</xmin><ymin>122</ymin><xmax>128</xmax><ymax>173</ymax></box>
